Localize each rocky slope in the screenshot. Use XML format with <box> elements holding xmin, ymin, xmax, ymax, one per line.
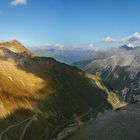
<box><xmin>0</xmin><ymin>40</ymin><xmax>124</xmax><ymax>140</ymax></box>
<box><xmin>66</xmin><ymin>103</ymin><xmax>140</xmax><ymax>140</ymax></box>
<box><xmin>78</xmin><ymin>46</ymin><xmax>140</xmax><ymax>103</ymax></box>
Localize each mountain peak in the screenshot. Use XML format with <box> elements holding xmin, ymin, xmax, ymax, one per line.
<box><xmin>119</xmin><ymin>45</ymin><xmax>134</xmax><ymax>51</ymax></box>
<box><xmin>0</xmin><ymin>40</ymin><xmax>33</xmax><ymax>56</ymax></box>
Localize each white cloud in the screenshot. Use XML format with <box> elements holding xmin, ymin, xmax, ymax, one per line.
<box><xmin>89</xmin><ymin>44</ymin><xmax>99</xmax><ymax>51</ymax></box>
<box><xmin>120</xmin><ymin>32</ymin><xmax>140</xmax><ymax>43</ymax></box>
<box><xmin>101</xmin><ymin>36</ymin><xmax>115</xmax><ymax>43</ymax></box>
<box><xmin>100</xmin><ymin>32</ymin><xmax>140</xmax><ymax>47</ymax></box>
<box><xmin>36</xmin><ymin>43</ymin><xmax>65</xmax><ymax>51</ymax></box>
<box><xmin>10</xmin><ymin>0</ymin><xmax>27</xmax><ymax>6</ymax></box>
<box><xmin>55</xmin><ymin>44</ymin><xmax>64</xmax><ymax>50</ymax></box>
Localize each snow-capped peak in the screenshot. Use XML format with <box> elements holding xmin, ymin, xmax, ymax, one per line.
<box><xmin>127</xmin><ymin>43</ymin><xmax>135</xmax><ymax>48</ymax></box>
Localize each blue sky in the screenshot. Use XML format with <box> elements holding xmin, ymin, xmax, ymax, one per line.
<box><xmin>0</xmin><ymin>0</ymin><xmax>140</xmax><ymax>47</ymax></box>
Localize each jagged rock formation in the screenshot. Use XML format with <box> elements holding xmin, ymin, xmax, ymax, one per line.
<box><xmin>73</xmin><ymin>46</ymin><xmax>140</xmax><ymax>103</ymax></box>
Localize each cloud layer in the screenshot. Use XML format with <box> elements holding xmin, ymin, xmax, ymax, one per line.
<box><xmin>10</xmin><ymin>0</ymin><xmax>27</xmax><ymax>6</ymax></box>
<box><xmin>101</xmin><ymin>32</ymin><xmax>140</xmax><ymax>47</ymax></box>
<box><xmin>101</xmin><ymin>36</ymin><xmax>115</xmax><ymax>43</ymax></box>
<box><xmin>120</xmin><ymin>32</ymin><xmax>140</xmax><ymax>43</ymax></box>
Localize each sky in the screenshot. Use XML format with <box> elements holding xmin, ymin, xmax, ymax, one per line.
<box><xmin>0</xmin><ymin>0</ymin><xmax>140</xmax><ymax>48</ymax></box>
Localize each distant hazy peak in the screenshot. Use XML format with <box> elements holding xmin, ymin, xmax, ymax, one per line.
<box><xmin>119</xmin><ymin>45</ymin><xmax>134</xmax><ymax>51</ymax></box>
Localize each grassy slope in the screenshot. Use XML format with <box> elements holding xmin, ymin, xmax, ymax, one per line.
<box><xmin>0</xmin><ymin>41</ymin><xmax>125</xmax><ymax>139</ymax></box>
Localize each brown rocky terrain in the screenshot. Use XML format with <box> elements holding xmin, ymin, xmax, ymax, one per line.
<box><xmin>0</xmin><ymin>40</ymin><xmax>125</xmax><ymax>140</ymax></box>
<box><xmin>67</xmin><ymin>104</ymin><xmax>140</xmax><ymax>140</ymax></box>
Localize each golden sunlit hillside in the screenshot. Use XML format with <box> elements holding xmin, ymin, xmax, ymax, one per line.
<box><xmin>0</xmin><ymin>40</ymin><xmax>125</xmax><ymax>140</ymax></box>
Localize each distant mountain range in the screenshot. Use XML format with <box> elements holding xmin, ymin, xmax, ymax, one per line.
<box><xmin>32</xmin><ymin>43</ymin><xmax>140</xmax><ymax>103</ymax></box>
<box><xmin>31</xmin><ymin>44</ymin><xmax>100</xmax><ymax>64</ymax></box>
<box><xmin>72</xmin><ymin>45</ymin><xmax>140</xmax><ymax>103</ymax></box>
<box><xmin>119</xmin><ymin>44</ymin><xmax>135</xmax><ymax>50</ymax></box>
<box><xmin>0</xmin><ymin>40</ymin><xmax>124</xmax><ymax>139</ymax></box>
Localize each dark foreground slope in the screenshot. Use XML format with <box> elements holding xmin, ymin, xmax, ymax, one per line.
<box><xmin>67</xmin><ymin>104</ymin><xmax>140</xmax><ymax>140</ymax></box>
<box><xmin>0</xmin><ymin>40</ymin><xmax>124</xmax><ymax>140</ymax></box>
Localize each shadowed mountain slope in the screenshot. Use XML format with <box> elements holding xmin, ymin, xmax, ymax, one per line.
<box><xmin>0</xmin><ymin>40</ymin><xmax>125</xmax><ymax>140</ymax></box>
<box><xmin>66</xmin><ymin>104</ymin><xmax>140</xmax><ymax>140</ymax></box>
<box><xmin>79</xmin><ymin>47</ymin><xmax>140</xmax><ymax>103</ymax></box>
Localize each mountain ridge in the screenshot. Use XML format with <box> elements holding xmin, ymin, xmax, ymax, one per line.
<box><xmin>72</xmin><ymin>46</ymin><xmax>140</xmax><ymax>103</ymax></box>
<box><xmin>0</xmin><ymin>40</ymin><xmax>125</xmax><ymax>139</ymax></box>
<box><xmin>0</xmin><ymin>40</ymin><xmax>33</xmax><ymax>57</ymax></box>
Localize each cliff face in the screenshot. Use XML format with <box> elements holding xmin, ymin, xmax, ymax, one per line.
<box><xmin>81</xmin><ymin>47</ymin><xmax>140</xmax><ymax>103</ymax></box>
